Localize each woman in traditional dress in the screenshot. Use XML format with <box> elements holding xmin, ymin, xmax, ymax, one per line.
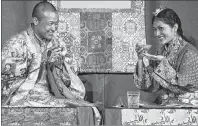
<box><xmin>134</xmin><ymin>7</ymin><xmax>198</xmax><ymax>106</ymax></box>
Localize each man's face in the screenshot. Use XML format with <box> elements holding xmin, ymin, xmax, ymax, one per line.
<box><xmin>36</xmin><ymin>11</ymin><xmax>59</xmax><ymax>40</ymax></box>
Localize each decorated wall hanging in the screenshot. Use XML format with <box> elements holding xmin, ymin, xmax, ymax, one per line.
<box><xmin>49</xmin><ymin>0</ymin><xmax>146</xmax><ymax>73</ymax></box>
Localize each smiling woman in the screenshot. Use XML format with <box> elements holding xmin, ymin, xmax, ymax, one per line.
<box><xmin>152</xmin><ymin>20</ymin><xmax>177</xmax><ymax>45</ymax></box>
<box><xmin>134</xmin><ymin>7</ymin><xmax>198</xmax><ymax>107</ymax></box>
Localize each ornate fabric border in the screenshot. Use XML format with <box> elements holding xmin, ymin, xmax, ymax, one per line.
<box><xmin>1</xmin><ymin>107</ymin><xmax>77</xmax><ymax>125</ymax></box>
<box><xmin>122</xmin><ymin>109</ymin><xmax>198</xmax><ymax>125</ymax></box>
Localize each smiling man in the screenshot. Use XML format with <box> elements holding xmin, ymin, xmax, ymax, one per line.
<box><xmin>32</xmin><ymin>2</ymin><xmax>59</xmax><ymax>41</ymax></box>
<box><xmin>1</xmin><ymin>2</ymin><xmax>101</xmax><ymax>120</ymax></box>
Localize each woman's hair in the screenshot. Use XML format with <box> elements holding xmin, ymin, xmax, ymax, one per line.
<box><xmin>152</xmin><ymin>8</ymin><xmax>190</xmax><ymax>43</ymax></box>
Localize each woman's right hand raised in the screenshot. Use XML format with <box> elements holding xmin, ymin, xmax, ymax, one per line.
<box><xmin>135</xmin><ymin>44</ymin><xmax>151</xmax><ymax>59</ymax></box>
<box><xmin>135</xmin><ymin>44</ymin><xmax>145</xmax><ymax>59</ymax></box>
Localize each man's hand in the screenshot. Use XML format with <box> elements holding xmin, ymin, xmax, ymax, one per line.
<box><xmin>48</xmin><ymin>47</ymin><xmax>63</xmax><ymax>58</ymax></box>
<box><xmin>64</xmin><ymin>54</ymin><xmax>73</xmax><ymax>65</ymax></box>
<box><xmin>47</xmin><ymin>46</ymin><xmax>63</xmax><ymax>62</ymax></box>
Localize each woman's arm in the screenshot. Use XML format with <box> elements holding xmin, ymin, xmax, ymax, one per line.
<box><xmin>134</xmin><ymin>58</ymin><xmax>162</xmax><ymax>93</ymax></box>
<box><xmin>152</xmin><ymin>48</ymin><xmax>198</xmax><ymax>95</ymax></box>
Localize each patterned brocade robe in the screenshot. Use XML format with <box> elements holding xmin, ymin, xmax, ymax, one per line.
<box><xmin>2</xmin><ymin>25</ymin><xmax>86</xmax><ymax>107</ymax></box>
<box><xmin>134</xmin><ymin>37</ymin><xmax>198</xmax><ymax>105</ymax></box>
<box><xmin>2</xmin><ymin>25</ymin><xmax>101</xmax><ymax>125</ymax></box>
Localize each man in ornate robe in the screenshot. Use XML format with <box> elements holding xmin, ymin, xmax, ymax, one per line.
<box><xmin>1</xmin><ymin>2</ymin><xmax>101</xmax><ymax>125</ymax></box>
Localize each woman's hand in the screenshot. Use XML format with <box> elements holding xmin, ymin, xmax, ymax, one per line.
<box><xmin>135</xmin><ymin>44</ymin><xmax>145</xmax><ymax>59</ymax></box>
<box><xmin>135</xmin><ymin>44</ymin><xmax>151</xmax><ymax>59</ymax></box>
<box><xmin>143</xmin><ymin>53</ymin><xmax>165</xmax><ymax>61</ymax></box>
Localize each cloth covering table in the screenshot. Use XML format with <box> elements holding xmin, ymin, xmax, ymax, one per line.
<box><xmin>105</xmin><ymin>108</ymin><xmax>198</xmax><ymax>125</ymax></box>
<box><xmin>1</xmin><ymin>107</ymin><xmax>96</xmax><ymax>125</ymax></box>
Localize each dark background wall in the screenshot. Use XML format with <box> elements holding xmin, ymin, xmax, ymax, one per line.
<box><xmin>2</xmin><ymin>1</ymin><xmax>27</xmax><ymax>46</ymax></box>
<box><xmin>2</xmin><ymin>1</ymin><xmax>41</xmax><ymax>46</ymax></box>
<box><xmin>156</xmin><ymin>1</ymin><xmax>198</xmax><ymax>48</ymax></box>
<box><xmin>2</xmin><ymin>1</ymin><xmax>198</xmax><ymax>107</ymax></box>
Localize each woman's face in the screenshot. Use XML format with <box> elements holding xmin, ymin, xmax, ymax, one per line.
<box><xmin>153</xmin><ymin>20</ymin><xmax>176</xmax><ymax>45</ymax></box>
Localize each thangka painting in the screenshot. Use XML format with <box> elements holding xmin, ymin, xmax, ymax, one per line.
<box><xmin>49</xmin><ymin>0</ymin><xmax>146</xmax><ymax>73</ymax></box>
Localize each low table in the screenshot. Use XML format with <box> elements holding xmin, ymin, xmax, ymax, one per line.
<box><xmin>1</xmin><ymin>107</ymin><xmax>96</xmax><ymax>126</ymax></box>
<box><xmin>105</xmin><ymin>108</ymin><xmax>198</xmax><ymax>125</ymax></box>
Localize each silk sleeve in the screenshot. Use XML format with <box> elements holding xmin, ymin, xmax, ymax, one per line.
<box><xmin>152</xmin><ymin>49</ymin><xmax>198</xmax><ymax>95</ymax></box>
<box><xmin>134</xmin><ymin>57</ymin><xmax>162</xmax><ymax>93</ymax></box>
<box><xmin>2</xmin><ymin>33</ymin><xmax>41</xmax><ymax>105</ymax></box>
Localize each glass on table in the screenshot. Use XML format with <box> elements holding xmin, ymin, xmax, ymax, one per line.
<box><xmin>127</xmin><ymin>91</ymin><xmax>140</xmax><ymax>108</ymax></box>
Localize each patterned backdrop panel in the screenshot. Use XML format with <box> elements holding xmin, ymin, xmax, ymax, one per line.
<box><xmin>80</xmin><ymin>12</ymin><xmax>112</xmax><ymax>72</ymax></box>
<box><xmin>56</xmin><ymin>11</ymin><xmax>81</xmax><ymax>71</ymax></box>
<box><xmin>49</xmin><ymin>1</ymin><xmax>146</xmax><ymax>73</ymax></box>
<box><xmin>112</xmin><ymin>1</ymin><xmax>146</xmax><ymax>72</ymax></box>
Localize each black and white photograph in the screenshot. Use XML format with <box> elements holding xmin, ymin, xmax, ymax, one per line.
<box><xmin>1</xmin><ymin>0</ymin><xmax>198</xmax><ymax>125</ymax></box>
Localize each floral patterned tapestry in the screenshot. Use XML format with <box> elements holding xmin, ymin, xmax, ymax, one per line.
<box><xmin>50</xmin><ymin>1</ymin><xmax>146</xmax><ymax>73</ymax></box>
<box><xmin>105</xmin><ymin>108</ymin><xmax>198</xmax><ymax>125</ymax></box>
<box><xmin>122</xmin><ymin>109</ymin><xmax>198</xmax><ymax>125</ymax></box>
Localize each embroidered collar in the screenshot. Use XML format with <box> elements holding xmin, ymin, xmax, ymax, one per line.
<box><xmin>164</xmin><ymin>37</ymin><xmax>182</xmax><ymax>52</ymax></box>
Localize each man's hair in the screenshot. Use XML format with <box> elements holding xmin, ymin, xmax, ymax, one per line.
<box><xmin>32</xmin><ymin>2</ymin><xmax>57</xmax><ymax>21</ymax></box>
